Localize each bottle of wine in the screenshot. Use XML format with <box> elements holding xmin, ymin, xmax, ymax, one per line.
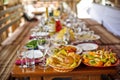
<box><xmin>46</xmin><ymin>7</ymin><xmax>49</xmax><ymax>19</ymax></box>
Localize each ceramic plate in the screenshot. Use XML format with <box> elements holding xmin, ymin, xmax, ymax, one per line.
<box><xmin>31</xmin><ymin>32</ymin><xmax>49</xmax><ymax>37</ymax></box>
<box><xmin>76</xmin><ymin>46</ymin><xmax>83</xmax><ymax>54</ymax></box>
<box><xmin>77</xmin><ymin>43</ymin><xmax>98</xmax><ymax>51</ymax></box>
<box><xmin>76</xmin><ymin>33</ymin><xmax>100</xmax><ymax>41</ymax></box>
<box><xmin>22</xmin><ymin>50</ymin><xmax>43</xmax><ymax>59</ymax></box>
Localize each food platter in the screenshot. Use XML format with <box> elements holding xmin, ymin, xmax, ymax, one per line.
<box><xmin>82</xmin><ymin>50</ymin><xmax>119</xmax><ymax>67</ymax></box>
<box><xmin>77</xmin><ymin>43</ymin><xmax>98</xmax><ymax>51</ymax></box>
<box><xmin>83</xmin><ymin>59</ymin><xmax>120</xmax><ymax>67</ymax></box>
<box><xmin>46</xmin><ymin>45</ymin><xmax>82</xmax><ymax>72</ymax></box>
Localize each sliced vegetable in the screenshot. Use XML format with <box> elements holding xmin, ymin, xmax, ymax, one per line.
<box><xmin>82</xmin><ymin>49</ymin><xmax>118</xmax><ymax>67</ymax></box>
<box><xmin>26</xmin><ymin>39</ymin><xmax>46</xmax><ymax>49</ymax></box>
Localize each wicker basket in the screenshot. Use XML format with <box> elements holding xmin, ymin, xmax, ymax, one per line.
<box><xmin>49</xmin><ymin>59</ymin><xmax>82</xmax><ymax>72</ymax></box>
<box><xmin>52</xmin><ymin>67</ymin><xmax>74</xmax><ymax>72</ymax></box>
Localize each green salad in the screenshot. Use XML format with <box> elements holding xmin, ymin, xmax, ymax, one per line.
<box><xmin>26</xmin><ymin>39</ymin><xmax>46</xmax><ymax>49</ymax></box>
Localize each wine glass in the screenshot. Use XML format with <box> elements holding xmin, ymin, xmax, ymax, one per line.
<box><xmin>37</xmin><ymin>37</ymin><xmax>50</xmax><ymax>69</ymax></box>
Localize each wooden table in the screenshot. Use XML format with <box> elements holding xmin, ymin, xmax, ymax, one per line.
<box><xmin>11</xmin><ymin>61</ymin><xmax>118</xmax><ymax>80</ymax></box>
<box><xmin>11</xmin><ymin>44</ymin><xmax>120</xmax><ymax>80</ymax></box>
<box><xmin>10</xmin><ymin>20</ymin><xmax>120</xmax><ymax>80</ymax></box>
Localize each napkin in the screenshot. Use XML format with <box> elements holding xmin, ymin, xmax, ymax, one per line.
<box><xmin>15</xmin><ymin>59</ymin><xmax>41</xmax><ymax>65</ymax></box>
<box><xmin>29</xmin><ymin>36</ymin><xmax>36</xmax><ymax>39</ymax></box>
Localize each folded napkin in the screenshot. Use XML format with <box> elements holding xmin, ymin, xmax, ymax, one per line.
<box><xmin>15</xmin><ymin>59</ymin><xmax>41</xmax><ymax>65</ymax></box>
<box><xmin>29</xmin><ymin>36</ymin><xmax>36</xmax><ymax>39</ymax></box>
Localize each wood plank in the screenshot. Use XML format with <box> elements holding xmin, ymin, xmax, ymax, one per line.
<box><xmin>0</xmin><ymin>31</ymin><xmax>8</xmax><ymax>42</ymax></box>
<box><xmin>0</xmin><ymin>45</ymin><xmax>20</xmax><ymax>77</ymax></box>
<box><xmin>0</xmin><ymin>45</ymin><xmax>20</xmax><ymax>80</ymax></box>
<box><xmin>1</xmin><ymin>22</ymin><xmax>29</xmax><ymax>45</ymax></box>
<box><xmin>0</xmin><ymin>15</ymin><xmax>22</xmax><ymax>34</ymax></box>
<box><xmin>13</xmin><ymin>21</ymin><xmax>39</xmax><ymax>45</ymax></box>
<box><xmin>82</xmin><ymin>18</ymin><xmax>101</xmax><ymax>26</ymax></box>
<box><xmin>89</xmin><ymin>75</ymin><xmax>101</xmax><ymax>80</ymax></box>
<box><xmin>30</xmin><ymin>77</ymin><xmax>42</xmax><ymax>80</ymax></box>
<box><xmin>0</xmin><ymin>5</ymin><xmax>23</xmax><ymax>18</ymax></box>
<box><xmin>0</xmin><ymin>11</ymin><xmax>22</xmax><ymax>26</ymax></box>
<box><xmin>88</xmin><ymin>25</ymin><xmax>120</xmax><ymax>44</ymax></box>
<box><xmin>0</xmin><ymin>45</ymin><xmax>11</xmax><ymax>61</ymax></box>
<box><xmin>44</xmin><ymin>76</ymin><xmax>72</xmax><ymax>80</ymax></box>
<box><xmin>73</xmin><ymin>75</ymin><xmax>89</xmax><ymax>80</ymax></box>
<box><xmin>0</xmin><ymin>4</ymin><xmax>24</xmax><ymax>46</ymax></box>
<box><xmin>11</xmin><ymin>21</ymin><xmax>18</xmax><ymax>32</ymax></box>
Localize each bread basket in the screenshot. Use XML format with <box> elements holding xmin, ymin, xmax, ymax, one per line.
<box><xmin>49</xmin><ymin>59</ymin><xmax>82</xmax><ymax>72</ymax></box>
<box><xmin>47</xmin><ymin>45</ymin><xmax>82</xmax><ymax>72</ymax></box>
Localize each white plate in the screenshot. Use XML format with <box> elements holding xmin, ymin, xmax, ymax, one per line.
<box><xmin>31</xmin><ymin>32</ymin><xmax>49</xmax><ymax>37</ymax></box>
<box><xmin>76</xmin><ymin>47</ymin><xmax>83</xmax><ymax>54</ymax></box>
<box><xmin>22</xmin><ymin>50</ymin><xmax>43</xmax><ymax>59</ymax></box>
<box><xmin>76</xmin><ymin>33</ymin><xmax>100</xmax><ymax>41</ymax></box>
<box><xmin>77</xmin><ymin>43</ymin><xmax>98</xmax><ymax>51</ymax></box>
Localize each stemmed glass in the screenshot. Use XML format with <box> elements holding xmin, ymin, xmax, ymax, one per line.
<box><xmin>37</xmin><ymin>37</ymin><xmax>50</xmax><ymax>69</ymax></box>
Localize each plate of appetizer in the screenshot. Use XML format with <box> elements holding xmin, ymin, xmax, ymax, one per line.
<box><xmin>82</xmin><ymin>49</ymin><xmax>119</xmax><ymax>67</ymax></box>
<box><xmin>46</xmin><ymin>45</ymin><xmax>82</xmax><ymax>72</ymax></box>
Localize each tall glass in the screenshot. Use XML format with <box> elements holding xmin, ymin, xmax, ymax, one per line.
<box><xmin>17</xmin><ymin>50</ymin><xmax>24</xmax><ymax>68</ymax></box>
<box><xmin>17</xmin><ymin>47</ymin><xmax>28</xmax><ymax>68</ymax></box>
<box><xmin>25</xmin><ymin>46</ymin><xmax>35</xmax><ymax>68</ymax></box>
<box><xmin>37</xmin><ymin>37</ymin><xmax>50</xmax><ymax>69</ymax></box>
